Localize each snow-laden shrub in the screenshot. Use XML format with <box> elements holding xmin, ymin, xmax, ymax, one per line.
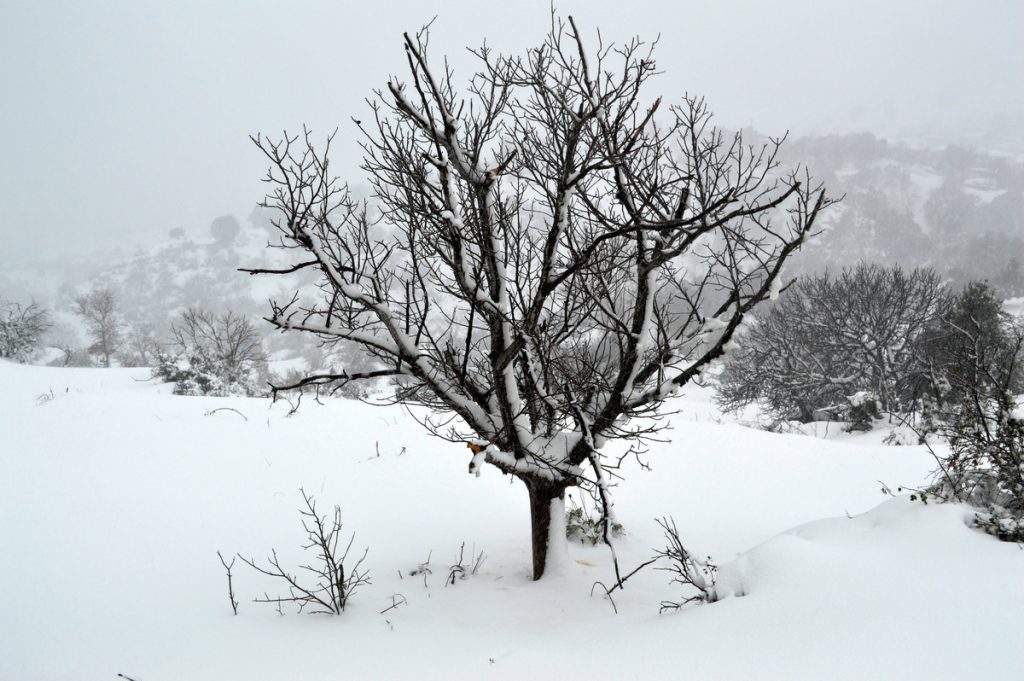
<box><xmin>155</xmin><ymin>308</ymin><xmax>268</xmax><ymax>397</ymax></box>
<box><xmin>923</xmin><ymin>323</ymin><xmax>1024</xmax><ymax>542</ymax></box>
<box><xmin>0</xmin><ymin>299</ymin><xmax>50</xmax><ymax>363</ymax></box>
<box><xmin>716</xmin><ymin>272</ymin><xmax>1018</xmax><ymax>433</ymax></box>
<box><xmin>655</xmin><ymin>516</ymin><xmax>718</xmax><ymax>612</ymax></box>
<box><xmin>565</xmin><ymin>495</ymin><xmax>624</xmax><ymax>545</ymax></box>
<box><xmin>155</xmin><ymin>353</ymin><xmax>267</xmax><ymax>397</ymax></box>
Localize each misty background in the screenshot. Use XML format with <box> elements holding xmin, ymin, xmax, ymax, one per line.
<box><xmin>2</xmin><ymin>0</ymin><xmax>1023</xmax><ymax>365</ymax></box>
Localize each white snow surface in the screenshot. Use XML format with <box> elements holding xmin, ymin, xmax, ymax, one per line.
<box><xmin>1</xmin><ymin>361</ymin><xmax>1022</xmax><ymax>680</ymax></box>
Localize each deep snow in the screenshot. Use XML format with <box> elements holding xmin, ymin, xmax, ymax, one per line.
<box><xmin>1</xmin><ymin>361</ymin><xmax>1021</xmax><ymax>680</ymax></box>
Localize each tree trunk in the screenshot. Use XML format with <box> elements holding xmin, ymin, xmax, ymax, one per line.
<box><xmin>526</xmin><ymin>479</ymin><xmax>566</xmax><ymax>580</ymax></box>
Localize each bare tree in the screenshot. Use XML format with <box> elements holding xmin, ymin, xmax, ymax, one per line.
<box><xmin>0</xmin><ymin>298</ymin><xmax>50</xmax><ymax>362</ymax></box>
<box><xmin>73</xmin><ymin>286</ymin><xmax>122</xmax><ymax>367</ymax></box>
<box><xmin>169</xmin><ymin>308</ymin><xmax>267</xmax><ymax>382</ymax></box>
<box><xmin>119</xmin><ymin>322</ymin><xmax>162</xmax><ymax>368</ymax></box>
<box><xmin>246</xmin><ymin>17</ymin><xmax>833</xmax><ymax>579</ymax></box>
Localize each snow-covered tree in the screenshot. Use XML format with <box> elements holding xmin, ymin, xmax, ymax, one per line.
<box><xmin>917</xmin><ymin>281</ymin><xmax>1022</xmax><ymax>404</ymax></box>
<box><xmin>246</xmin><ymin>18</ymin><xmax>833</xmax><ymax>579</ymax></box>
<box><xmin>73</xmin><ymin>286</ymin><xmax>123</xmax><ymax>367</ymax></box>
<box><xmin>716</xmin><ymin>264</ymin><xmax>945</xmax><ymax>423</ymax></box>
<box><xmin>0</xmin><ymin>299</ymin><xmax>50</xmax><ymax>363</ymax></box>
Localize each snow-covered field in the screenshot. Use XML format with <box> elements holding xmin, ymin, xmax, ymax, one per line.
<box><xmin>2</xmin><ymin>361</ymin><xmax>1022</xmax><ymax>680</ymax></box>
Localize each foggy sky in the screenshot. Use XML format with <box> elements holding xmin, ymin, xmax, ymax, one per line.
<box><xmin>2</xmin><ymin>0</ymin><xmax>1022</xmax><ymax>264</ymax></box>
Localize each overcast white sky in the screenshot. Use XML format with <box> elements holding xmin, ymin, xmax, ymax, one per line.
<box><xmin>1</xmin><ymin>0</ymin><xmax>1022</xmax><ymax>263</ymax></box>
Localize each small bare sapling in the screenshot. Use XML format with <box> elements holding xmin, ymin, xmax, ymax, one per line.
<box><xmin>655</xmin><ymin>516</ymin><xmax>718</xmax><ymax>612</ymax></box>
<box><xmin>446</xmin><ymin>542</ymin><xmax>486</xmax><ymax>586</ymax></box>
<box><xmin>239</xmin><ymin>489</ymin><xmax>370</xmax><ymax>614</ymax></box>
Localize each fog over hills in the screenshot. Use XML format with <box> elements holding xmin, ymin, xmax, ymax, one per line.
<box><xmin>4</xmin><ymin>131</ymin><xmax>1021</xmax><ymax>330</ymax></box>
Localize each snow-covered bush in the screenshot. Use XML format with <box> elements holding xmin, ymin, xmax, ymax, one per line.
<box><xmin>155</xmin><ymin>353</ymin><xmax>267</xmax><ymax>397</ymax></box>
<box><xmin>845</xmin><ymin>390</ymin><xmax>881</xmax><ymax>432</ymax></box>
<box><xmin>565</xmin><ymin>495</ymin><xmax>624</xmax><ymax>545</ymax></box>
<box><xmin>917</xmin><ymin>281</ymin><xmax>1016</xmax><ymax>404</ymax></box>
<box><xmin>0</xmin><ymin>299</ymin><xmax>50</xmax><ymax>362</ymax></box>
<box><xmin>155</xmin><ymin>308</ymin><xmax>268</xmax><ymax>397</ymax></box>
<box><xmin>655</xmin><ymin>517</ymin><xmax>718</xmax><ymax>612</ymax></box>
<box><xmin>924</xmin><ymin>322</ymin><xmax>1024</xmax><ymax>541</ymax></box>
<box><xmin>716</xmin><ymin>264</ymin><xmax>945</xmax><ymax>423</ymax></box>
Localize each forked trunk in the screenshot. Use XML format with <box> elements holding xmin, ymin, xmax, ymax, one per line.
<box><xmin>526</xmin><ymin>479</ymin><xmax>566</xmax><ymax>580</ymax></box>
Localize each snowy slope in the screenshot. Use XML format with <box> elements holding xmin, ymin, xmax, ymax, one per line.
<box><xmin>1</xmin><ymin>361</ymin><xmax>1021</xmax><ymax>680</ymax></box>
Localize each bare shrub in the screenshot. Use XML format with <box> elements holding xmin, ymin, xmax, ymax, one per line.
<box><xmin>655</xmin><ymin>517</ymin><xmax>718</xmax><ymax>612</ymax></box>
<box><xmin>445</xmin><ymin>542</ymin><xmax>486</xmax><ymax>585</ymax></box>
<box><xmin>119</xmin><ymin>323</ymin><xmax>162</xmax><ymax>368</ymax></box>
<box><xmin>239</xmin><ymin>490</ymin><xmax>370</xmax><ymax>614</ymax></box>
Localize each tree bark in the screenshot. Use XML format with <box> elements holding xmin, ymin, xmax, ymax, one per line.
<box><xmin>526</xmin><ymin>479</ymin><xmax>565</xmax><ymax>580</ymax></box>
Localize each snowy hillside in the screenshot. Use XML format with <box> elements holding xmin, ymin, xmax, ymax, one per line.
<box><xmin>0</xmin><ymin>213</ymin><xmax>298</xmax><ymax>328</ymax></box>
<box><xmin>3</xmin><ymin>133</ymin><xmax>1022</xmax><ymax>330</ymax></box>
<box><xmin>2</xmin><ymin>361</ymin><xmax>1021</xmax><ymax>681</ymax></box>
<box><xmin>782</xmin><ymin>134</ymin><xmax>1024</xmax><ymax>294</ymax></box>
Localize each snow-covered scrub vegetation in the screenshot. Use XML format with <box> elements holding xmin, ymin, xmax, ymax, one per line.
<box><xmin>912</xmin><ymin>303</ymin><xmax>1024</xmax><ymax>542</ymax></box>
<box><xmin>154</xmin><ymin>308</ymin><xmax>268</xmax><ymax>397</ymax></box>
<box><xmin>0</xmin><ymin>298</ymin><xmax>50</xmax><ymax>362</ymax></box>
<box><xmin>716</xmin><ymin>265</ymin><xmax>1013</xmax><ymax>429</ymax></box>
<box><xmin>246</xmin><ymin>18</ymin><xmax>834</xmax><ymax>579</ymax></box>
<box><xmin>716</xmin><ymin>267</ymin><xmax>1024</xmax><ymax>544</ymax></box>
<box><xmin>3</xmin><ymin>362</ymin><xmax>1022</xmax><ymax>680</ymax></box>
<box><xmin>933</xmin><ymin>377</ymin><xmax>1024</xmax><ymax>542</ymax></box>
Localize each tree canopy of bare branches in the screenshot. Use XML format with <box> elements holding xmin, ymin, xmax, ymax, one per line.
<box><xmin>169</xmin><ymin>308</ymin><xmax>267</xmax><ymax>382</ymax></box>
<box><xmin>247</xmin><ymin>17</ymin><xmax>833</xmax><ymax>579</ymax></box>
<box><xmin>717</xmin><ymin>264</ymin><xmax>947</xmax><ymax>423</ymax></box>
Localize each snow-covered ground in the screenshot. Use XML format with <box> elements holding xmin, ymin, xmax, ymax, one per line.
<box><xmin>1</xmin><ymin>361</ymin><xmax>1022</xmax><ymax>680</ymax></box>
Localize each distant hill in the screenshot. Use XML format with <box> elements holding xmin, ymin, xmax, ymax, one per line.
<box><xmin>2</xmin><ymin>131</ymin><xmax>1022</xmax><ymax>366</ymax></box>
<box><xmin>780</xmin><ymin>133</ymin><xmax>1024</xmax><ymax>295</ymax></box>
